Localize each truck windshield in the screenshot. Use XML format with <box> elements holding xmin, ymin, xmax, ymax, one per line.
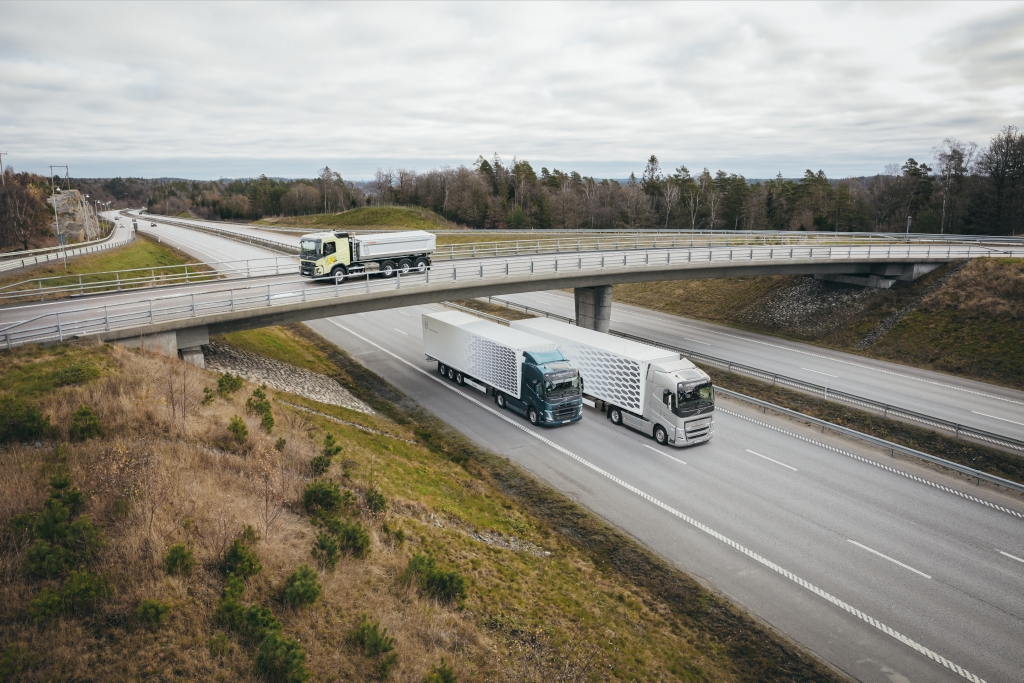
<box><xmin>542</xmin><ymin>373</ymin><xmax>581</xmax><ymax>399</ymax></box>
<box><xmin>675</xmin><ymin>382</ymin><xmax>714</xmax><ymax>415</ymax></box>
<box><xmin>524</xmin><ymin>350</ymin><xmax>567</xmax><ymax>365</ymax></box>
<box><xmin>300</xmin><ymin>239</ymin><xmax>320</xmax><ymax>257</ymax></box>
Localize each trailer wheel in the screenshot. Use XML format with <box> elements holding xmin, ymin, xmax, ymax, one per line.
<box><xmin>398</xmin><ymin>259</ymin><xmax>412</xmax><ymax>275</ymax></box>
<box><xmin>447</xmin><ymin>367</ymin><xmax>455</xmax><ymax>381</ymax></box>
<box><xmin>609</xmin><ymin>407</ymin><xmax>623</xmax><ymax>425</ymax></box>
<box><xmin>528</xmin><ymin>408</ymin><xmax>539</xmax><ymax>425</ymax></box>
<box><xmin>438</xmin><ymin>362</ymin><xmax>446</xmax><ymax>376</ymax></box>
<box><xmin>414</xmin><ymin>257</ymin><xmax>429</xmax><ymax>273</ymax></box>
<box><xmin>380</xmin><ymin>261</ymin><xmax>396</xmax><ymax>277</ymax></box>
<box><xmin>496</xmin><ymin>393</ymin><xmax>506</xmax><ymax>409</ymax></box>
<box><xmin>455</xmin><ymin>371</ymin><xmax>465</xmax><ymax>385</ymax></box>
<box><xmin>654</xmin><ymin>425</ymin><xmax>668</xmax><ymax>445</ymax></box>
<box><xmin>331</xmin><ymin>266</ymin><xmax>347</xmax><ymax>283</ymax></box>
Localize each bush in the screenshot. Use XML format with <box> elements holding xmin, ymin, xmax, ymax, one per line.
<box><xmin>208</xmin><ymin>632</ymin><xmax>230</xmax><ymax>657</ymax></box>
<box><xmin>424</xmin><ymin>659</ymin><xmax>457</xmax><ymax>683</ymax></box>
<box><xmin>261</xmin><ymin>411</ymin><xmax>275</xmax><ymax>434</ymax></box>
<box><xmin>69</xmin><ymin>405</ymin><xmax>101</xmax><ymax>441</ymax></box>
<box><xmin>27</xmin><ymin>587</ymin><xmax>62</xmax><ymax>623</ymax></box>
<box><xmin>163</xmin><ymin>543</ymin><xmax>195</xmax><ymax>575</ymax></box>
<box><xmin>0</xmin><ymin>396</ymin><xmax>54</xmax><ymax>443</ymax></box>
<box><xmin>228</xmin><ymin>416</ymin><xmax>248</xmax><ymax>445</ymax></box>
<box><xmin>309</xmin><ymin>454</ymin><xmax>332</xmax><ymax>477</ymax></box>
<box><xmin>348</xmin><ymin>615</ymin><xmax>398</xmax><ymax>680</ymax></box>
<box><xmin>20</xmin><ymin>473</ymin><xmax>105</xmax><ymax>579</ymax></box>
<box><xmin>332</xmin><ymin>518</ymin><xmax>370</xmax><ymax>558</ymax></box>
<box><xmin>275</xmin><ymin>437</ymin><xmax>287</xmax><ymax>452</ymax></box>
<box><xmin>202</xmin><ymin>386</ymin><xmax>216</xmax><ymax>405</ymax></box>
<box><xmin>311</xmin><ymin>532</ymin><xmax>340</xmax><ymax>570</ymax></box>
<box><xmin>364</xmin><ymin>486</ymin><xmax>387</xmax><ymax>514</ymax></box>
<box><xmin>283</xmin><ymin>564</ymin><xmax>321</xmax><ymax>608</ymax></box>
<box><xmin>322</xmin><ymin>433</ymin><xmax>343</xmax><ymax>457</ymax></box>
<box><xmin>60</xmin><ymin>569</ymin><xmax>108</xmax><ymax>615</ymax></box>
<box><xmin>221</xmin><ymin>538</ymin><xmax>262</xmax><ymax>578</ymax></box>
<box><xmin>0</xmin><ymin>644</ymin><xmax>35</xmax><ymax>680</ymax></box>
<box><xmin>237</xmin><ymin>605</ymin><xmax>282</xmax><ymax>642</ymax></box>
<box><xmin>381</xmin><ymin>521</ymin><xmax>405</xmax><ymax>547</ymax></box>
<box><xmin>402</xmin><ymin>554</ymin><xmax>466</xmax><ymax>605</ymax></box>
<box><xmin>246</xmin><ymin>386</ymin><xmax>271</xmax><ymax>416</ymax></box>
<box><xmin>256</xmin><ymin>630</ymin><xmax>310</xmax><ymax>683</ymax></box>
<box><xmin>218</xmin><ymin>372</ymin><xmax>244</xmax><ymax>398</ymax></box>
<box><xmin>53</xmin><ymin>362</ymin><xmax>99</xmax><ymax>387</ymax></box>
<box><xmin>302</xmin><ymin>480</ymin><xmax>343</xmax><ymax>517</ymax></box>
<box><xmin>136</xmin><ymin>598</ymin><xmax>171</xmax><ymax>626</ymax></box>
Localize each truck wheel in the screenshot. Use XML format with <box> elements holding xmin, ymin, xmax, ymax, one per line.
<box><xmin>455</xmin><ymin>371</ymin><xmax>465</xmax><ymax>386</ymax></box>
<box><xmin>381</xmin><ymin>261</ymin><xmax>396</xmax><ymax>277</ymax></box>
<box><xmin>398</xmin><ymin>259</ymin><xmax>412</xmax><ymax>275</ymax></box>
<box><xmin>609</xmin><ymin>407</ymin><xmax>623</xmax><ymax>425</ymax></box>
<box><xmin>496</xmin><ymin>393</ymin><xmax>506</xmax><ymax>409</ymax></box>
<box><xmin>414</xmin><ymin>257</ymin><xmax>429</xmax><ymax>273</ymax></box>
<box><xmin>447</xmin><ymin>367</ymin><xmax>455</xmax><ymax>381</ymax></box>
<box><xmin>528</xmin><ymin>408</ymin><xmax>539</xmax><ymax>425</ymax></box>
<box><xmin>654</xmin><ymin>425</ymin><xmax>668</xmax><ymax>445</ymax></box>
<box><xmin>331</xmin><ymin>266</ymin><xmax>346</xmax><ymax>283</ymax></box>
<box><xmin>438</xmin><ymin>362</ymin><xmax>446</xmax><ymax>376</ymax></box>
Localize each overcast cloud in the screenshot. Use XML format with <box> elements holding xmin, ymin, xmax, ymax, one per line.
<box><xmin>1</xmin><ymin>1</ymin><xmax>1022</xmax><ymax>179</ymax></box>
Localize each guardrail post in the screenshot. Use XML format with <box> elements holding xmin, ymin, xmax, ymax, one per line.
<box><xmin>366</xmin><ymin>274</ymin><xmax>371</xmax><ymax>292</ymax></box>
<box><xmin>56</xmin><ymin>312</ymin><xmax>62</xmax><ymax>341</ymax></box>
<box><xmin>302</xmin><ymin>280</ymin><xmax>307</xmax><ymax>301</ymax></box>
<box><xmin>78</xmin><ymin>275</ymin><xmax>83</xmax><ymax>294</ymax></box>
<box><xmin>149</xmin><ymin>299</ymin><xmax>154</xmax><ymax>323</ymax></box>
<box><xmin>116</xmin><ymin>273</ymin><xmax>121</xmax><ymax>291</ymax></box>
<box><xmin>191</xmin><ymin>294</ymin><xmax>196</xmax><ymax>316</ymax></box>
<box><xmin>230</xmin><ymin>289</ymin><xmax>235</xmax><ymax>311</ymax></box>
<box><xmin>479</xmin><ymin>263</ymin><xmax>483</xmax><ymax>278</ymax></box>
<box><xmin>267</xmin><ymin>283</ymin><xmax>271</xmax><ymax>306</ymax></box>
<box><xmin>185</xmin><ymin>266</ymin><xmax>190</xmax><ymax>283</ymax></box>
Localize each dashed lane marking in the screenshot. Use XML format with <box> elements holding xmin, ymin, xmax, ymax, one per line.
<box><xmin>847</xmin><ymin>540</ymin><xmax>932</xmax><ymax>579</ymax></box>
<box><xmin>328</xmin><ymin>319</ymin><xmax>988</xmax><ymax>683</ymax></box>
<box><xmin>746</xmin><ymin>449</ymin><xmax>798</xmax><ymax>471</ymax></box>
<box><xmin>643</xmin><ymin>444</ymin><xmax>687</xmax><ymax>465</ymax></box>
<box><xmin>996</xmin><ymin>549</ymin><xmax>1024</xmax><ymax>565</ymax></box>
<box><xmin>971</xmin><ymin>411</ymin><xmax>1024</xmax><ymax>427</ymax></box>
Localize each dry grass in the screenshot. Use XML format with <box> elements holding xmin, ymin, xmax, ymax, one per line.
<box><xmin>0</xmin><ymin>336</ymin><xmax>844</xmax><ymax>682</ymax></box>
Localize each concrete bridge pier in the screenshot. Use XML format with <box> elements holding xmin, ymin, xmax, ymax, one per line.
<box><xmin>575</xmin><ymin>285</ymin><xmax>612</xmax><ymax>332</ymax></box>
<box><xmin>114</xmin><ymin>325</ymin><xmax>208</xmax><ymax>368</ymax></box>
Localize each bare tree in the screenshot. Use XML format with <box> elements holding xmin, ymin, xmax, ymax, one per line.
<box><xmin>0</xmin><ymin>180</ymin><xmax>50</xmax><ymax>251</ymax></box>
<box><xmin>663</xmin><ymin>181</ymin><xmax>680</xmax><ymax>229</ymax></box>
<box><xmin>699</xmin><ymin>168</ymin><xmax>721</xmax><ymax>230</ymax></box>
<box><xmin>251</xmin><ymin>441</ymin><xmax>285</xmax><ymax>537</ymax></box>
<box><xmin>933</xmin><ymin>138</ymin><xmax>977</xmax><ymax>234</ymax></box>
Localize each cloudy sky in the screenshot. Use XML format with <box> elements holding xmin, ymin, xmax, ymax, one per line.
<box><xmin>2</xmin><ymin>1</ymin><xmax>1022</xmax><ymax>180</ymax></box>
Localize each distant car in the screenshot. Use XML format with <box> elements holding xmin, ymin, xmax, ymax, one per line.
<box><xmin>150</xmin><ymin>222</ymin><xmax>156</xmax><ymax>227</ymax></box>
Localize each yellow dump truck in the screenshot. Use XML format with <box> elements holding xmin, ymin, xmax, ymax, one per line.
<box><xmin>298</xmin><ymin>230</ymin><xmax>436</xmax><ymax>281</ymax></box>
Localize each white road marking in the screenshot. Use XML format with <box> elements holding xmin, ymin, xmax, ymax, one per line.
<box><xmin>397</xmin><ymin>311</ymin><xmax>410</xmax><ymax>316</ymax></box>
<box><xmin>847</xmin><ymin>540</ymin><xmax>932</xmax><ymax>579</ymax></box>
<box><xmin>682</xmin><ymin>337</ymin><xmax>711</xmax><ymax>345</ymax></box>
<box><xmin>971</xmin><ymin>411</ymin><xmax>1024</xmax><ymax>427</ymax></box>
<box><xmin>801</xmin><ymin>367</ymin><xmax>839</xmax><ymax>379</ymax></box>
<box><xmin>746</xmin><ymin>449</ymin><xmax>798</xmax><ymax>471</ymax></box>
<box><xmin>721</xmin><ymin>407</ymin><xmax>1024</xmax><ymax>520</ymax></box>
<box><xmin>996</xmin><ymin>549</ymin><xmax>1024</xmax><ymax>565</ymax></box>
<box><xmin>328</xmin><ymin>319</ymin><xmax>985</xmax><ymax>683</ymax></box>
<box><xmin>393</xmin><ymin>328</ymin><xmax>409</xmax><ymax>336</ymax></box>
<box><xmin>643</xmin><ymin>444</ymin><xmax>687</xmax><ymax>465</ymax></box>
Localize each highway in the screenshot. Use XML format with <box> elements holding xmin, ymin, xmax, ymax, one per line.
<box><xmin>55</xmin><ymin>217</ymin><xmax>1024</xmax><ymax>682</ymax></box>
<box><xmin>0</xmin><ymin>217</ymin><xmax>135</xmax><ymax>274</ymax></box>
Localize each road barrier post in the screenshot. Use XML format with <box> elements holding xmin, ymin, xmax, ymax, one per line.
<box><xmin>149</xmin><ymin>300</ymin><xmax>154</xmax><ymax>323</ymax></box>
<box><xmin>191</xmin><ymin>294</ymin><xmax>196</xmax><ymax>316</ymax></box>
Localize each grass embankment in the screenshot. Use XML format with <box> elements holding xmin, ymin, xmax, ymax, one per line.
<box><xmin>613</xmin><ymin>258</ymin><xmax>1024</xmax><ymax>390</ymax></box>
<box><xmin>257</xmin><ymin>207</ymin><xmax>451</xmax><ymax>232</ymax></box>
<box><xmin>0</xmin><ymin>234</ymin><xmax>211</xmax><ymax>302</ymax></box>
<box><xmin>0</xmin><ymin>330</ymin><xmax>842</xmax><ymax>682</ymax></box>
<box><xmin>458</xmin><ymin>297</ymin><xmax>1024</xmax><ymax>487</ymax></box>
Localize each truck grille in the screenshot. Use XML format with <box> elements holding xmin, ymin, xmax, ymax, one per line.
<box><xmin>300</xmin><ymin>261</ymin><xmax>315</xmax><ymax>276</ymax></box>
<box><xmin>684</xmin><ymin>417</ymin><xmax>713</xmax><ymax>440</ymax></box>
<box><xmin>552</xmin><ymin>404</ymin><xmax>579</xmax><ymax>421</ymax></box>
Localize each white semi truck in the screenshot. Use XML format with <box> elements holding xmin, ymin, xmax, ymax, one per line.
<box><xmin>299</xmin><ymin>230</ymin><xmax>436</xmax><ymax>281</ymax></box>
<box><xmin>510</xmin><ymin>318</ymin><xmax>714</xmax><ymax>446</ymax></box>
<box><xmin>422</xmin><ymin>311</ymin><xmax>584</xmax><ymax>427</ymax></box>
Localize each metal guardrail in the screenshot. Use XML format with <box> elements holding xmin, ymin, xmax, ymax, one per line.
<box><xmin>483</xmin><ymin>296</ymin><xmax>1024</xmax><ymax>454</ymax></box>
<box><xmin>0</xmin><ymin>226</ymin><xmax>134</xmax><ymax>273</ymax></box>
<box><xmin>0</xmin><ymin>224</ymin><xmax>121</xmax><ymax>263</ymax></box>
<box><xmin>135</xmin><ymin>215</ymin><xmax>300</xmax><ymax>255</ymax></box>
<box><xmin>442</xmin><ymin>300</ymin><xmax>1024</xmax><ymax>494</ymax></box>
<box><xmin>715</xmin><ymin>387</ymin><xmax>1024</xmax><ymax>494</ymax></box>
<box><xmin>2</xmin><ymin>241</ymin><xmax>1019</xmax><ymax>349</ymax></box>
<box><xmin>0</xmin><ymin>256</ymin><xmax>298</xmax><ymax>303</ymax></box>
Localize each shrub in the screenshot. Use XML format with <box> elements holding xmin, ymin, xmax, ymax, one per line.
<box><xmin>309</xmin><ymin>454</ymin><xmax>332</xmax><ymax>477</ymax></box>
<box><xmin>163</xmin><ymin>543</ymin><xmax>195</xmax><ymax>576</ymax></box>
<box><xmin>311</xmin><ymin>532</ymin><xmax>340</xmax><ymax>570</ymax></box>
<box><xmin>69</xmin><ymin>405</ymin><xmax>102</xmax><ymax>441</ymax></box>
<box><xmin>0</xmin><ymin>644</ymin><xmax>35</xmax><ymax>680</ymax></box>
<box><xmin>53</xmin><ymin>362</ymin><xmax>99</xmax><ymax>387</ymax></box>
<box><xmin>60</xmin><ymin>569</ymin><xmax>108</xmax><ymax>614</ymax></box>
<box><xmin>424</xmin><ymin>659</ymin><xmax>457</xmax><ymax>683</ymax></box>
<box><xmin>136</xmin><ymin>598</ymin><xmax>171</xmax><ymax>626</ymax></box>
<box><xmin>348</xmin><ymin>615</ymin><xmax>398</xmax><ymax>680</ymax></box>
<box><xmin>364</xmin><ymin>486</ymin><xmax>387</xmax><ymax>514</ymax></box>
<box><xmin>381</xmin><ymin>521</ymin><xmax>405</xmax><ymax>547</ymax></box>
<box><xmin>256</xmin><ymin>630</ymin><xmax>310</xmax><ymax>683</ymax></box>
<box><xmin>221</xmin><ymin>538</ymin><xmax>262</xmax><ymax>579</ymax></box>
<box><xmin>402</xmin><ymin>554</ymin><xmax>466</xmax><ymax>605</ymax></box>
<box><xmin>202</xmin><ymin>387</ymin><xmax>216</xmax><ymax>405</ymax></box>
<box><xmin>322</xmin><ymin>433</ymin><xmax>343</xmax><ymax>457</ymax></box>
<box><xmin>246</xmin><ymin>386</ymin><xmax>271</xmax><ymax>416</ymax></box>
<box><xmin>21</xmin><ymin>539</ymin><xmax>70</xmax><ymax>579</ymax></box>
<box><xmin>20</xmin><ymin>473</ymin><xmax>105</xmax><ymax>579</ymax></box>
<box><xmin>0</xmin><ymin>396</ymin><xmax>54</xmax><ymax>443</ymax></box>
<box><xmin>302</xmin><ymin>480</ymin><xmax>343</xmax><ymax>517</ymax></box>
<box><xmin>333</xmin><ymin>518</ymin><xmax>370</xmax><ymax>558</ymax></box>
<box><xmin>27</xmin><ymin>587</ymin><xmax>62</xmax><ymax>623</ymax></box>
<box><xmin>228</xmin><ymin>416</ymin><xmax>248</xmax><ymax>445</ymax></box>
<box><xmin>218</xmin><ymin>372</ymin><xmax>244</xmax><ymax>398</ymax></box>
<box><xmin>261</xmin><ymin>411</ymin><xmax>275</xmax><ymax>434</ymax></box>
<box><xmin>208</xmin><ymin>632</ymin><xmax>230</xmax><ymax>657</ymax></box>
<box><xmin>283</xmin><ymin>564</ymin><xmax>321</xmax><ymax>608</ymax></box>
<box><xmin>275</xmin><ymin>437</ymin><xmax>287</xmax><ymax>452</ymax></box>
<box><xmin>237</xmin><ymin>605</ymin><xmax>282</xmax><ymax>642</ymax></box>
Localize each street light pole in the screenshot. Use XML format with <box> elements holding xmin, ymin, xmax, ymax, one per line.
<box><xmin>49</xmin><ymin>164</ymin><xmax>69</xmax><ymax>270</ymax></box>
<box><xmin>0</xmin><ymin>151</ymin><xmax>7</xmax><ymax>185</ymax></box>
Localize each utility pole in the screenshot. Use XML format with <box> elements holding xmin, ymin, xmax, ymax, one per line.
<box><xmin>49</xmin><ymin>165</ymin><xmax>70</xmax><ymax>270</ymax></box>
<box><xmin>0</xmin><ymin>151</ymin><xmax>7</xmax><ymax>185</ymax></box>
<box><xmin>905</xmin><ymin>215</ymin><xmax>912</xmax><ymax>241</ymax></box>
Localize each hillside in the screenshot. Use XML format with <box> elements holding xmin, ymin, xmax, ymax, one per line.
<box><xmin>613</xmin><ymin>258</ymin><xmax>1024</xmax><ymax>390</ymax></box>
<box><xmin>0</xmin><ymin>330</ymin><xmax>841</xmax><ymax>682</ymax></box>
<box><xmin>257</xmin><ymin>207</ymin><xmax>453</xmax><ymax>232</ymax></box>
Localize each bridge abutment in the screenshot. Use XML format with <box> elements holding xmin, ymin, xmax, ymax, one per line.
<box><xmin>574</xmin><ymin>285</ymin><xmax>612</xmax><ymax>332</ymax></box>
<box><xmin>114</xmin><ymin>325</ymin><xmax>208</xmax><ymax>368</ymax></box>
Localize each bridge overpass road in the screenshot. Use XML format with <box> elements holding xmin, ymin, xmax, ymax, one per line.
<box><xmin>497</xmin><ymin>290</ymin><xmax>1024</xmax><ymax>443</ymax></box>
<box><xmin>307</xmin><ymin>304</ymin><xmax>1024</xmax><ymax>683</ymax></box>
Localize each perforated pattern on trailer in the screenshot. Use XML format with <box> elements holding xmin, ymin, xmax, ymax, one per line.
<box><xmin>468</xmin><ymin>336</ymin><xmax>519</xmax><ymax>397</ymax></box>
<box><xmin>561</xmin><ymin>343</ymin><xmax>642</xmax><ymax>413</ymax></box>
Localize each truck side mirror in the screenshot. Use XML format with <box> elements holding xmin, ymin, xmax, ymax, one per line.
<box><xmin>663</xmin><ymin>389</ymin><xmax>671</xmax><ymax>405</ymax></box>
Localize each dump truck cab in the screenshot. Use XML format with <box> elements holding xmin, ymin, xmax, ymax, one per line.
<box><xmin>299</xmin><ymin>231</ymin><xmax>351</xmax><ymax>278</ymax></box>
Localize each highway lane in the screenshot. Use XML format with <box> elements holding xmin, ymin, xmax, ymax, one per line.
<box><xmin>307</xmin><ymin>304</ymin><xmax>1024</xmax><ymax>683</ymax></box>
<box><xmin>0</xmin><ymin>218</ymin><xmax>135</xmax><ymax>274</ymax></box>
<box><xmin>496</xmin><ymin>290</ymin><xmax>1024</xmax><ymax>442</ymax></box>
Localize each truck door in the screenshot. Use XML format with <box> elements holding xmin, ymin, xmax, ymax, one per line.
<box><xmin>322</xmin><ymin>240</ymin><xmax>337</xmax><ymax>269</ymax></box>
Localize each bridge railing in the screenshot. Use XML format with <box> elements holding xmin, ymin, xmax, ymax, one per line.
<box><xmin>0</xmin><ymin>226</ymin><xmax>135</xmax><ymax>274</ymax></box>
<box><xmin>1</xmin><ymin>240</ymin><xmax>1016</xmax><ymax>350</ymax></box>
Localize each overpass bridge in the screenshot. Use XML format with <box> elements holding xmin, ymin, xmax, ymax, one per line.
<box><xmin>3</xmin><ymin>236</ymin><xmax>1019</xmax><ymax>365</ymax></box>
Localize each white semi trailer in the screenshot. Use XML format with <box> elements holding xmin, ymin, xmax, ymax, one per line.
<box><xmin>510</xmin><ymin>318</ymin><xmax>714</xmax><ymax>446</ymax></box>
<box><xmin>423</xmin><ymin>311</ymin><xmax>583</xmax><ymax>427</ymax></box>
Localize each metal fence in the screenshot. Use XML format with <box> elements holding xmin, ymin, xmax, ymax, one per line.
<box><xmin>0</xmin><ymin>227</ymin><xmax>135</xmax><ymax>273</ymax></box>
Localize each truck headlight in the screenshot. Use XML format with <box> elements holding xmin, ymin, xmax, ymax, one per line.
<box><xmin>543</xmin><ymin>410</ymin><xmax>553</xmax><ymax>421</ymax></box>
<box><xmin>314</xmin><ymin>266</ymin><xmax>322</xmax><ymax>275</ymax></box>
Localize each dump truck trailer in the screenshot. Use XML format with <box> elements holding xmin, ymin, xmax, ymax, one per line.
<box><xmin>299</xmin><ymin>230</ymin><xmax>436</xmax><ymax>280</ymax></box>
<box><xmin>510</xmin><ymin>318</ymin><xmax>714</xmax><ymax>446</ymax></box>
<box><xmin>422</xmin><ymin>311</ymin><xmax>583</xmax><ymax>427</ymax></box>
